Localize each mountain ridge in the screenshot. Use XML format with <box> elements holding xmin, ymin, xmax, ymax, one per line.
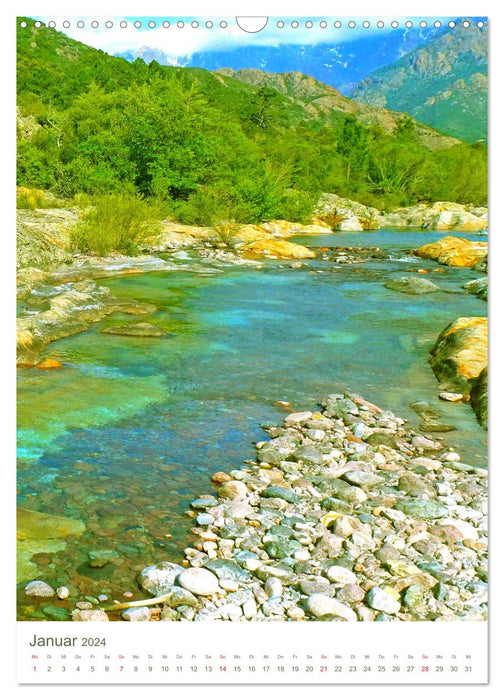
<box><xmin>351</xmin><ymin>23</ymin><xmax>487</xmax><ymax>142</ymax></box>
<box><xmin>214</xmin><ymin>67</ymin><xmax>460</xmax><ymax>149</ymax></box>
<box><xmin>115</xmin><ymin>25</ymin><xmax>445</xmax><ymax>93</ymax></box>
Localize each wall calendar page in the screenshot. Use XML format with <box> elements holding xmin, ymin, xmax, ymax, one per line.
<box><xmin>12</xmin><ymin>1</ymin><xmax>491</xmax><ymax>689</ymax></box>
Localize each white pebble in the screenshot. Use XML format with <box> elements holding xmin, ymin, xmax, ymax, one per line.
<box><xmin>219</xmin><ymin>578</ymin><xmax>239</xmax><ymax>592</ymax></box>
<box><xmin>56</xmin><ymin>586</ymin><xmax>70</xmax><ymax>600</ymax></box>
<box><xmin>242</xmin><ymin>600</ymin><xmax>257</xmax><ymax>619</ymax></box>
<box><xmin>326</xmin><ymin>566</ymin><xmax>357</xmax><ymax>585</ymax></box>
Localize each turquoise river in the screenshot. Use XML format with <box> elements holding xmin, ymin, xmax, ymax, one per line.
<box><xmin>16</xmin><ymin>230</ymin><xmax>487</xmax><ymax>618</ymax></box>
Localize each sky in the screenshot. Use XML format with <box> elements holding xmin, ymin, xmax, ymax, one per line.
<box><xmin>31</xmin><ymin>16</ymin><xmax>483</xmax><ymax>58</ymax></box>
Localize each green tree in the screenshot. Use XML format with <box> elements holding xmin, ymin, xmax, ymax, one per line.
<box><xmin>247</xmin><ymin>86</ymin><xmax>286</xmax><ymax>130</ymax></box>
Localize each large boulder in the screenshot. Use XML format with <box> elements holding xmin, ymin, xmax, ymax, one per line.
<box><xmin>17</xmin><ymin>208</ymin><xmax>75</xmax><ymax>270</ymax></box>
<box><xmin>380</xmin><ymin>202</ymin><xmax>487</xmax><ymax>232</ymax></box>
<box><xmin>422</xmin><ymin>203</ymin><xmax>487</xmax><ymax>232</ymax></box>
<box><xmin>151</xmin><ymin>222</ymin><xmax>211</xmax><ymax>250</ymax></box>
<box><xmin>17</xmin><ymin>280</ymin><xmax>113</xmax><ymax>366</ymax></box>
<box><xmin>415</xmin><ymin>236</ymin><xmax>488</xmax><ymax>268</ymax></box>
<box><xmin>430</xmin><ymin>317</ymin><xmax>487</xmax><ymax>394</ymax></box>
<box><xmin>259</xmin><ymin>219</ymin><xmax>333</xmax><ymax>236</ymax></box>
<box><xmin>314</xmin><ymin>194</ymin><xmax>381</xmax><ymax>231</ymax></box>
<box><xmin>244</xmin><ymin>239</ymin><xmax>315</xmax><ymax>259</ymax></box>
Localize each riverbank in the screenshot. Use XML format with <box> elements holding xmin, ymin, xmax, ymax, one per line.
<box><xmin>16</xmin><ymin>194</ymin><xmax>487</xmax><ymax>272</ymax></box>
<box><xmin>16</xmin><ymin>198</ymin><xmax>488</xmax><ymax>370</ymax></box>
<box><xmin>21</xmin><ymin>391</ymin><xmax>487</xmax><ymax>622</ymax></box>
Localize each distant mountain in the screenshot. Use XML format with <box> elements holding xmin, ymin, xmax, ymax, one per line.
<box><xmin>351</xmin><ymin>24</ymin><xmax>487</xmax><ymax>142</ymax></box>
<box><xmin>116</xmin><ymin>25</ymin><xmax>444</xmax><ymax>93</ymax></box>
<box><xmin>215</xmin><ymin>68</ymin><xmax>459</xmax><ymax>150</ymax></box>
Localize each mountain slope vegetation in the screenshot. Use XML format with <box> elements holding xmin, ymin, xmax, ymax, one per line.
<box><xmin>17</xmin><ymin>17</ymin><xmax>487</xmax><ymax>223</ymax></box>
<box><xmin>352</xmin><ymin>24</ymin><xmax>487</xmax><ymax>143</ymax></box>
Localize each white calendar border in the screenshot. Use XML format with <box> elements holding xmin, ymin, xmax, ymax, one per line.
<box><xmin>2</xmin><ymin>0</ymin><xmax>503</xmax><ymax>696</ymax></box>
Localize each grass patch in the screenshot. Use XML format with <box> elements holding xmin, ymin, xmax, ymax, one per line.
<box><xmin>71</xmin><ymin>193</ymin><xmax>162</xmax><ymax>256</ymax></box>
<box><xmin>16</xmin><ymin>187</ymin><xmax>66</xmax><ymax>209</ymax></box>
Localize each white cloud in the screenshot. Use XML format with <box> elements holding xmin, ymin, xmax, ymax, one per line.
<box><xmin>37</xmin><ymin>16</ymin><xmax>426</xmax><ymax>58</ymax></box>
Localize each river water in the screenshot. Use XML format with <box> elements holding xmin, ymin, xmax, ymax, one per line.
<box><xmin>16</xmin><ymin>230</ymin><xmax>487</xmax><ymax>618</ymax></box>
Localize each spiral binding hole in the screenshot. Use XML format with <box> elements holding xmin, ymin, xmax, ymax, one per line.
<box><xmin>19</xmin><ymin>17</ymin><xmax>487</xmax><ymax>32</ymax></box>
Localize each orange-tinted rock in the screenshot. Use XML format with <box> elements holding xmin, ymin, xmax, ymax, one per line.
<box><xmin>211</xmin><ymin>472</ymin><xmax>232</xmax><ymax>484</ymax></box>
<box><xmin>415</xmin><ymin>236</ymin><xmax>487</xmax><ymax>268</ymax></box>
<box><xmin>353</xmin><ymin>396</ymin><xmax>384</xmax><ymax>413</ymax></box>
<box><xmin>430</xmin><ymin>317</ymin><xmax>487</xmax><ymax>394</ymax></box>
<box><xmin>245</xmin><ymin>239</ymin><xmax>315</xmax><ymax>259</ymax></box>
<box><xmin>428</xmin><ymin>524</ymin><xmax>464</xmax><ymax>545</ymax></box>
<box><xmin>37</xmin><ymin>358</ymin><xmax>62</xmax><ymax>370</ymax></box>
<box><xmin>258</xmin><ymin>219</ymin><xmax>332</xmax><ymax>236</ymax></box>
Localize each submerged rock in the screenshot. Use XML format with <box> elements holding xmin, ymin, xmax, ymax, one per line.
<box><xmin>25</xmin><ymin>580</ymin><xmax>55</xmax><ymax>598</ymax></box>
<box><xmin>17</xmin><ymin>508</ymin><xmax>86</xmax><ymax>583</ymax></box>
<box><xmin>42</xmin><ymin>605</ymin><xmax>71</xmax><ymax>621</ymax></box>
<box><xmin>88</xmin><ymin>549</ymin><xmax>120</xmax><ymax>568</ymax></box>
<box><xmin>101</xmin><ymin>322</ymin><xmax>166</xmax><ymax>337</ymax></box>
<box><xmin>464</xmin><ymin>277</ymin><xmax>488</xmax><ymax>301</ymax></box>
<box><xmin>385</xmin><ymin>276</ymin><xmax>440</xmax><ymax>294</ymax></box>
<box><xmin>18</xmin><ymin>508</ymin><xmax>85</xmax><ymax>539</ymax></box>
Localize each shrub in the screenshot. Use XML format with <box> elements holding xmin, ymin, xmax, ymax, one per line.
<box><xmin>279</xmin><ymin>189</ymin><xmax>319</xmax><ymax>224</ymax></box>
<box><xmin>211</xmin><ymin>220</ymin><xmax>241</xmax><ymax>248</ymax></box>
<box><xmin>71</xmin><ymin>193</ymin><xmax>162</xmax><ymax>256</ymax></box>
<box><xmin>176</xmin><ymin>186</ymin><xmax>254</xmax><ymax>226</ymax></box>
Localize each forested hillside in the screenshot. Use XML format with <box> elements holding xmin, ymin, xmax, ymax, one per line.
<box><xmin>17</xmin><ymin>18</ymin><xmax>487</xmax><ymax>224</ymax></box>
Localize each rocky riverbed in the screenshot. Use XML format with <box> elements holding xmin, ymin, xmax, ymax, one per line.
<box><xmin>22</xmin><ymin>392</ymin><xmax>487</xmax><ymax>623</ymax></box>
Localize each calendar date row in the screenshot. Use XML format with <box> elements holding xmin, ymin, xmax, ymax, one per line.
<box><xmin>34</xmin><ymin>664</ymin><xmax>473</xmax><ymax>674</ymax></box>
